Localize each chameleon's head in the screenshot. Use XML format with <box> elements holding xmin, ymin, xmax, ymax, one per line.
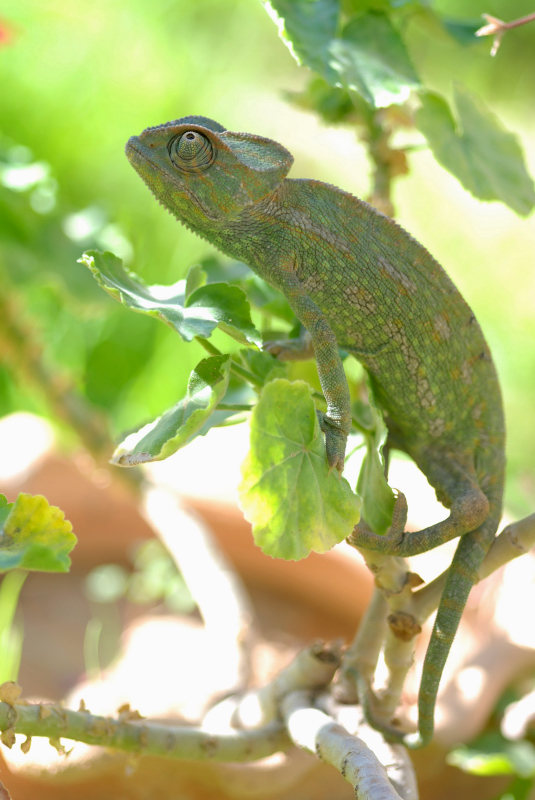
<box><xmin>125</xmin><ymin>116</ymin><xmax>294</xmax><ymax>227</ymax></box>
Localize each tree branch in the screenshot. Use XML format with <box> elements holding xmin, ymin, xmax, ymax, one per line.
<box><xmin>281</xmin><ymin>691</ymin><xmax>404</xmax><ymax>800</ymax></box>
<box><xmin>0</xmin><ymin>701</ymin><xmax>289</xmax><ymax>761</ymax></box>
<box><xmin>412</xmin><ymin>512</ymin><xmax>535</xmax><ymax>621</ymax></box>
<box><xmin>204</xmin><ymin>640</ymin><xmax>343</xmax><ymax>732</ymax></box>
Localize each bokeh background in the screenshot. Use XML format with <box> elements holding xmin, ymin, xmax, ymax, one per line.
<box><xmin>1</xmin><ymin>0</ymin><xmax>534</xmax><ymax>514</ymax></box>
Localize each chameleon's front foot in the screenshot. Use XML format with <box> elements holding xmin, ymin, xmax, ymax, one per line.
<box><xmin>316</xmin><ymin>410</ymin><xmax>347</xmax><ymax>474</ymax></box>
<box><xmin>263</xmin><ymin>333</ymin><xmax>314</xmax><ymax>361</ymax></box>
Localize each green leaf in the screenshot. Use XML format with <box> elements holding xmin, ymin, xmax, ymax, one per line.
<box><xmin>202</xmin><ymin>257</ymin><xmax>251</xmax><ymax>284</ymax></box>
<box><xmin>239</xmin><ymin>379</ymin><xmax>361</xmax><ymax>560</ymax></box>
<box><xmin>80</xmin><ymin>251</ymin><xmax>261</xmax><ymax>346</ymax></box>
<box><xmin>285</xmin><ymin>78</ymin><xmax>356</xmax><ymax>124</ymax></box>
<box><xmin>111</xmin><ymin>355</ymin><xmax>231</xmax><ymax>466</ymax></box>
<box><xmin>239</xmin><ymin>349</ymin><xmax>287</xmax><ymax>384</ymax></box>
<box><xmin>447</xmin><ymin>733</ymin><xmax>535</xmax><ymax>779</ymax></box>
<box><xmin>416</xmin><ymin>86</ymin><xmax>535</xmax><ymax>216</ymax></box>
<box><xmin>329</xmin><ymin>12</ymin><xmax>421</xmax><ymax>108</ymax></box>
<box><xmin>245</xmin><ymin>275</ymin><xmax>296</xmax><ymax>324</ymax></box>
<box><xmin>441</xmin><ymin>17</ymin><xmax>482</xmax><ymax>45</ymax></box>
<box><xmin>186</xmin><ymin>283</ymin><xmax>262</xmax><ymax>347</ymax></box>
<box><xmin>492</xmin><ymin>776</ymin><xmax>535</xmax><ymax>800</ymax></box>
<box><xmin>0</xmin><ymin>493</ymin><xmax>76</xmax><ymax>573</ymax></box>
<box><xmin>185</xmin><ymin>264</ymin><xmax>207</xmax><ymax>298</ymax></box>
<box><xmin>356</xmin><ymin>387</ymin><xmax>395</xmax><ymax>535</ymax></box>
<box><xmin>261</xmin><ymin>0</ymin><xmax>341</xmax><ymax>83</ymax></box>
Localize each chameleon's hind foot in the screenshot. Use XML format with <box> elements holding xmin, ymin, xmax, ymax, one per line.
<box><xmin>349</xmin><ymin>491</ymin><xmax>408</xmax><ymax>547</ymax></box>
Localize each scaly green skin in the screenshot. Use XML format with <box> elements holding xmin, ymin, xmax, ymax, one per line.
<box><xmin>125</xmin><ymin>116</ymin><xmax>505</xmax><ymax>748</ymax></box>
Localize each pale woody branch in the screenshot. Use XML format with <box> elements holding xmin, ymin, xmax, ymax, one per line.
<box><xmin>204</xmin><ymin>639</ymin><xmax>343</xmax><ymax>731</ymax></box>
<box><xmin>142</xmin><ymin>485</ymin><xmax>255</xmax><ymax>691</ymax></box>
<box><xmin>281</xmin><ymin>690</ymin><xmax>403</xmax><ymax>800</ymax></box>
<box><xmin>413</xmin><ymin>512</ymin><xmax>535</xmax><ymax>620</ymax></box>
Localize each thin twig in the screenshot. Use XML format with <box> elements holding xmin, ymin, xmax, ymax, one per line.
<box><xmin>476</xmin><ymin>12</ymin><xmax>535</xmax><ymax>55</ymax></box>
<box><xmin>0</xmin><ymin>701</ymin><xmax>289</xmax><ymax>761</ymax></box>
<box><xmin>339</xmin><ymin>589</ymin><xmax>388</xmax><ymax>703</ymax></box>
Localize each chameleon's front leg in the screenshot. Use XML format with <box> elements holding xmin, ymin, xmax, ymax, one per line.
<box><xmin>266</xmin><ymin>270</ymin><xmax>352</xmax><ymax>473</ymax></box>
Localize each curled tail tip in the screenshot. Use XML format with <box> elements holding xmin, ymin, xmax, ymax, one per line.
<box><xmin>402</xmin><ymin>731</ymin><xmax>432</xmax><ymax>750</ymax></box>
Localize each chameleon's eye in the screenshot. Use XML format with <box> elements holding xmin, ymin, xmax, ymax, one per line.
<box><xmin>169</xmin><ymin>131</ymin><xmax>215</xmax><ymax>172</ymax></box>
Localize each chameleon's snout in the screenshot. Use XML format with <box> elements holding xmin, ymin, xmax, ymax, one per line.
<box><xmin>125</xmin><ymin>135</ymin><xmax>140</xmax><ymax>160</ymax></box>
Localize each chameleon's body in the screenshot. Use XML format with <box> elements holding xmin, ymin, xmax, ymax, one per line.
<box><xmin>126</xmin><ymin>116</ymin><xmax>505</xmax><ymax>747</ymax></box>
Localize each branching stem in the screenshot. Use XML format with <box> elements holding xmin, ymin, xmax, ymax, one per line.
<box><xmin>476</xmin><ymin>12</ymin><xmax>535</xmax><ymax>55</ymax></box>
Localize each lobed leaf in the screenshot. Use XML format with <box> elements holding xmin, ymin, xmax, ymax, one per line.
<box><xmin>0</xmin><ymin>494</ymin><xmax>76</xmax><ymax>573</ymax></box>
<box><xmin>239</xmin><ymin>379</ymin><xmax>360</xmax><ymax>560</ymax></box>
<box><xmin>111</xmin><ymin>355</ymin><xmax>232</xmax><ymax>466</ymax></box>
<box><xmin>329</xmin><ymin>11</ymin><xmax>421</xmax><ymax>108</ymax></box>
<box><xmin>416</xmin><ymin>85</ymin><xmax>535</xmax><ymax>216</ymax></box>
<box><xmin>80</xmin><ymin>251</ymin><xmax>261</xmax><ymax>346</ymax></box>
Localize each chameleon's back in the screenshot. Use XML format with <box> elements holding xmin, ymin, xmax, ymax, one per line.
<box><xmin>251</xmin><ymin>178</ymin><xmax>505</xmax><ymax>503</ymax></box>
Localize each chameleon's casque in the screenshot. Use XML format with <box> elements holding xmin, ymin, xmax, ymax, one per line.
<box><xmin>126</xmin><ymin>116</ymin><xmax>505</xmax><ymax>748</ymax></box>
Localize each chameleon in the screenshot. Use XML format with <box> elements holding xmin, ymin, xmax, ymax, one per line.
<box><xmin>125</xmin><ymin>115</ymin><xmax>505</xmax><ymax>748</ymax></box>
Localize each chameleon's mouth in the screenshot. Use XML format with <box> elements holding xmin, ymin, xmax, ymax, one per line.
<box><xmin>125</xmin><ymin>138</ymin><xmax>218</xmax><ymax>221</ymax></box>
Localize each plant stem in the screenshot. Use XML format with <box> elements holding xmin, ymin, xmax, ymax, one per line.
<box><xmin>217</xmin><ymin>403</ymin><xmax>253</xmax><ymax>412</ymax></box>
<box><xmin>194</xmin><ymin>337</ymin><xmax>264</xmax><ymax>387</ymax></box>
<box><xmin>0</xmin><ymin>701</ymin><xmax>289</xmax><ymax>761</ymax></box>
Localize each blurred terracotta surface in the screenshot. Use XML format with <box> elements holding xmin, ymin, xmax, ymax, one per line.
<box><xmin>0</xmin><ymin>453</ymin><xmax>153</xmax><ymax>570</ymax></box>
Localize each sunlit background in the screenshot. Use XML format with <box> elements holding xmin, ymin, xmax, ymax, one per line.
<box><xmin>1</xmin><ymin>0</ymin><xmax>534</xmax><ymax>514</ymax></box>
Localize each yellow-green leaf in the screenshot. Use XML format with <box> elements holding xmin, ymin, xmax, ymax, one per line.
<box><xmin>239</xmin><ymin>379</ymin><xmax>360</xmax><ymax>560</ymax></box>
<box><xmin>0</xmin><ymin>494</ymin><xmax>76</xmax><ymax>573</ymax></box>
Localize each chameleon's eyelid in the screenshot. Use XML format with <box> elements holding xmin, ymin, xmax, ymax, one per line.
<box><xmin>167</xmin><ymin>130</ymin><xmax>216</xmax><ymax>172</ymax></box>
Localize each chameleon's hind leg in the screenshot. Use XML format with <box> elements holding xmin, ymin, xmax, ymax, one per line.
<box><xmin>349</xmin><ymin>452</ymin><xmax>490</xmax><ymax>557</ymax></box>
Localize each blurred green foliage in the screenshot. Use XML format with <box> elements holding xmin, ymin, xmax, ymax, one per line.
<box><xmin>0</xmin><ymin>0</ymin><xmax>534</xmax><ymax>513</ymax></box>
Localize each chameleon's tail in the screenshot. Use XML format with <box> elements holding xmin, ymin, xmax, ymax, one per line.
<box><xmin>404</xmin><ymin>508</ymin><xmax>501</xmax><ymax>749</ymax></box>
